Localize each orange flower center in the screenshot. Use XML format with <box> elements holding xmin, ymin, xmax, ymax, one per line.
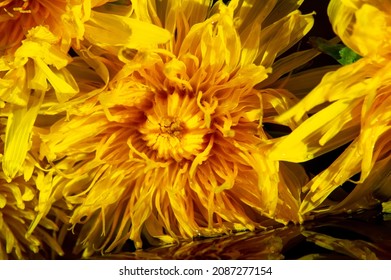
<box><xmin>138</xmin><ymin>92</ymin><xmax>210</xmax><ymax>162</ymax></box>
<box><xmin>159</xmin><ymin>118</ymin><xmax>183</xmax><ymax>137</ymax></box>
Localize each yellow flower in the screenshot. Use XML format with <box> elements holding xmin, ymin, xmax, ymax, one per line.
<box><xmin>0</xmin><ymin>0</ymin><xmax>170</xmax><ymax>182</ymax></box>
<box><xmin>38</xmin><ymin>0</ymin><xmax>315</xmax><ymax>256</ymax></box>
<box><xmin>269</xmin><ymin>0</ymin><xmax>391</xmax><ymax>220</ymax></box>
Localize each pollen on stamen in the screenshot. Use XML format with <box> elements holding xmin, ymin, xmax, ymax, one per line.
<box><xmin>13</xmin><ymin>8</ymin><xmax>32</xmax><ymax>13</ymax></box>
<box><xmin>13</xmin><ymin>0</ymin><xmax>31</xmax><ymax>13</ymax></box>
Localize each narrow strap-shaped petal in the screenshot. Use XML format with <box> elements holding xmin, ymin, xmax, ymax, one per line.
<box><xmin>84</xmin><ymin>10</ymin><xmax>171</xmax><ymax>49</ymax></box>
<box><xmin>3</xmin><ymin>91</ymin><xmax>44</xmax><ymax>181</ymax></box>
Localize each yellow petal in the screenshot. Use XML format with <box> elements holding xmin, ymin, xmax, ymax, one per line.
<box><xmin>15</xmin><ymin>26</ymin><xmax>70</xmax><ymax>69</ymax></box>
<box><xmin>2</xmin><ymin>92</ymin><xmax>44</xmax><ymax>181</ymax></box>
<box><xmin>269</xmin><ymin>99</ymin><xmax>361</xmax><ymax>162</ymax></box>
<box><xmin>264</xmin><ymin>0</ymin><xmax>304</xmax><ymax>26</ymax></box>
<box><xmin>276</xmin><ymin>59</ymin><xmax>384</xmax><ymax>125</ymax></box>
<box><xmin>383</xmin><ymin>200</ymin><xmax>391</xmax><ymax>214</ymax></box>
<box><xmin>0</xmin><ymin>194</ymin><xmax>6</xmax><ymax>208</ymax></box>
<box><xmin>258</xmin><ymin>49</ymin><xmax>320</xmax><ymax>88</ymax></box>
<box><xmin>84</xmin><ymin>11</ymin><xmax>171</xmax><ymax>49</ymax></box>
<box><xmin>28</xmin><ymin>171</ymin><xmax>54</xmax><ymax>235</ymax></box>
<box><xmin>255</xmin><ymin>10</ymin><xmax>314</xmax><ymax>68</ymax></box>
<box><xmin>34</xmin><ymin>58</ymin><xmax>79</xmax><ymax>102</ymax></box>
<box><xmin>0</xmin><ymin>67</ymin><xmax>29</xmax><ymax>106</ymax></box>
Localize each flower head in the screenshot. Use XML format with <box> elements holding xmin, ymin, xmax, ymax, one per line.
<box><xmin>0</xmin><ymin>0</ymin><xmax>170</xmax><ymax>182</ymax></box>
<box><xmin>37</xmin><ymin>0</ymin><xmax>315</xmax><ymax>256</ymax></box>
<box><xmin>269</xmin><ymin>0</ymin><xmax>391</xmax><ymax>219</ymax></box>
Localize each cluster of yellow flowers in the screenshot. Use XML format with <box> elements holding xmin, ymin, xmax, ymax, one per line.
<box><xmin>0</xmin><ymin>0</ymin><xmax>390</xmax><ymax>259</ymax></box>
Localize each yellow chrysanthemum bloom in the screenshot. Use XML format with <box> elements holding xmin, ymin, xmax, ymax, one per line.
<box><xmin>269</xmin><ymin>0</ymin><xmax>391</xmax><ymax>219</ymax></box>
<box><xmin>38</xmin><ymin>0</ymin><xmax>316</xmax><ymax>256</ymax></box>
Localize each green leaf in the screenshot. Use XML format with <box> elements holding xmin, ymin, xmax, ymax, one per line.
<box><xmin>337</xmin><ymin>47</ymin><xmax>362</xmax><ymax>65</ymax></box>
<box><xmin>310</xmin><ymin>37</ymin><xmax>361</xmax><ymax>65</ymax></box>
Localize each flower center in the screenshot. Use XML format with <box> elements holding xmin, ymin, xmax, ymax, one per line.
<box><xmin>138</xmin><ymin>92</ymin><xmax>209</xmax><ymax>162</ymax></box>
<box><xmin>159</xmin><ymin>118</ymin><xmax>183</xmax><ymax>137</ymax></box>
